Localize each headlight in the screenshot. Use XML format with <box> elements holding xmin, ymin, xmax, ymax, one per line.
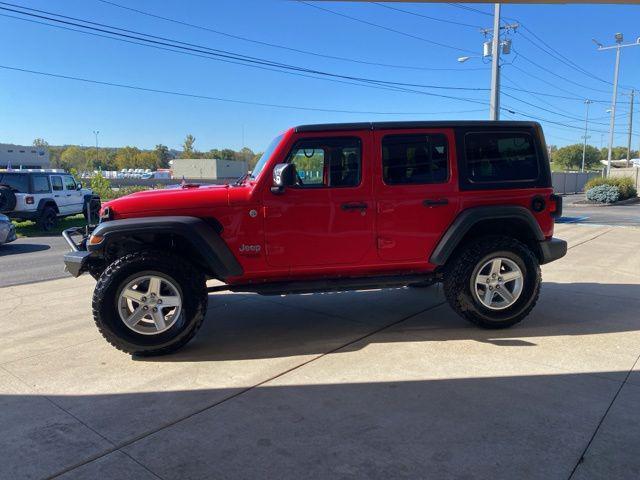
<box><xmin>99</xmin><ymin>206</ymin><xmax>113</xmax><ymax>222</ymax></box>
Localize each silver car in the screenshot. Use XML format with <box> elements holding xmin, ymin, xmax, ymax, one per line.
<box><xmin>0</xmin><ymin>214</ymin><xmax>16</xmax><ymax>246</ymax></box>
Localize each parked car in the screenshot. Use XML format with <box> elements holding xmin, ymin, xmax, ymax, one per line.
<box><xmin>0</xmin><ymin>214</ymin><xmax>16</xmax><ymax>246</ymax></box>
<box><xmin>63</xmin><ymin>121</ymin><xmax>566</xmax><ymax>356</ymax></box>
<box><xmin>0</xmin><ymin>170</ymin><xmax>101</xmax><ymax>231</ymax></box>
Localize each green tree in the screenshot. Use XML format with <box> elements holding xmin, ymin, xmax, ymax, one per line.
<box><xmin>154</xmin><ymin>144</ymin><xmax>170</xmax><ymax>168</ymax></box>
<box><xmin>552</xmin><ymin>144</ymin><xmax>601</xmax><ymax>170</ymax></box>
<box><xmin>60</xmin><ymin>146</ymin><xmax>87</xmax><ymax>171</ymax></box>
<box><xmin>599</xmin><ymin>146</ymin><xmax>637</xmax><ymax>161</ymax></box>
<box><xmin>181</xmin><ymin>134</ymin><xmax>196</xmax><ymax>158</ymax></box>
<box><xmin>32</xmin><ymin>138</ymin><xmax>49</xmax><ymax>148</ymax></box>
<box><xmin>134</xmin><ymin>151</ymin><xmax>158</xmax><ymax>169</ymax></box>
<box><xmin>114</xmin><ymin>146</ymin><xmax>141</xmax><ymax>170</ymax></box>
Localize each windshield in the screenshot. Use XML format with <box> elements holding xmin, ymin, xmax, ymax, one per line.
<box><xmin>250</xmin><ymin>134</ymin><xmax>284</xmax><ymax>180</ymax></box>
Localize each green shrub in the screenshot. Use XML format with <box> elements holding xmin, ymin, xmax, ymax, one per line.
<box><xmin>90</xmin><ymin>172</ymin><xmax>111</xmax><ymax>199</ymax></box>
<box><xmin>586</xmin><ymin>185</ymin><xmax>620</xmax><ymax>203</ymax></box>
<box><xmin>584</xmin><ymin>176</ymin><xmax>637</xmax><ymax>200</ymax></box>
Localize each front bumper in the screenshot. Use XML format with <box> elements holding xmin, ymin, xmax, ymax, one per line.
<box><xmin>539</xmin><ymin>237</ymin><xmax>567</xmax><ymax>264</ymax></box>
<box><xmin>62</xmin><ymin>226</ymin><xmax>93</xmax><ymax>277</ymax></box>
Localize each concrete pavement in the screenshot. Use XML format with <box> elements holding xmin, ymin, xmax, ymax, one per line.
<box><xmin>1</xmin><ymin>223</ymin><xmax>639</xmax><ymax>479</ymax></box>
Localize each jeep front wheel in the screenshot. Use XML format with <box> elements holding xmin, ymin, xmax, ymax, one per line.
<box><xmin>443</xmin><ymin>236</ymin><xmax>541</xmax><ymax>329</ymax></box>
<box><xmin>92</xmin><ymin>251</ymin><xmax>208</xmax><ymax>356</ymax></box>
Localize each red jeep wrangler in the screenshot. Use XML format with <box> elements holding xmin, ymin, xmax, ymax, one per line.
<box><xmin>63</xmin><ymin>121</ymin><xmax>566</xmax><ymax>356</ymax></box>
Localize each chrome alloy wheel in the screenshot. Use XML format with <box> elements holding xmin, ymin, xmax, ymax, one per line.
<box><xmin>117</xmin><ymin>274</ymin><xmax>182</xmax><ymax>335</ymax></box>
<box><xmin>473</xmin><ymin>257</ymin><xmax>524</xmax><ymax>311</ymax></box>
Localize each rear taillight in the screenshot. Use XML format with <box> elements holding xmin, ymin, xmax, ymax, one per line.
<box><xmin>25</xmin><ymin>196</ymin><xmax>34</xmax><ymax>205</ymax></box>
<box><xmin>549</xmin><ymin>194</ymin><xmax>563</xmax><ymax>218</ymax></box>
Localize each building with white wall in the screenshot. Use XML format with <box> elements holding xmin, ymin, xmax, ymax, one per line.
<box><xmin>0</xmin><ymin>143</ymin><xmax>50</xmax><ymax>169</ymax></box>
<box><xmin>171</xmin><ymin>158</ymin><xmax>247</xmax><ymax>180</ymax></box>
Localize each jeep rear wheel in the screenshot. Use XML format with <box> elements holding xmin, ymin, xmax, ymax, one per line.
<box><xmin>92</xmin><ymin>251</ymin><xmax>208</xmax><ymax>356</ymax></box>
<box><xmin>443</xmin><ymin>236</ymin><xmax>541</xmax><ymax>329</ymax></box>
<box><xmin>0</xmin><ymin>185</ymin><xmax>16</xmax><ymax>213</ymax></box>
<box><xmin>37</xmin><ymin>207</ymin><xmax>58</xmax><ymax>232</ymax></box>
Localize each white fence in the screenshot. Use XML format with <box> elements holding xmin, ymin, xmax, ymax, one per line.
<box><xmin>551</xmin><ymin>172</ymin><xmax>601</xmax><ymax>194</ymax></box>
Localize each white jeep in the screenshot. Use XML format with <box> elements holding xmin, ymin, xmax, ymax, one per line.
<box><xmin>0</xmin><ymin>170</ymin><xmax>100</xmax><ymax>231</ymax></box>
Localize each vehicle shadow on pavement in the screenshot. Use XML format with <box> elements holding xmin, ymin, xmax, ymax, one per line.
<box><xmin>140</xmin><ymin>281</ymin><xmax>640</xmax><ymax>363</ymax></box>
<box><xmin>0</xmin><ymin>242</ymin><xmax>50</xmax><ymax>256</ymax></box>
<box><xmin>0</xmin><ymin>370</ymin><xmax>640</xmax><ymax>480</ymax></box>
<box><xmin>2</xmin><ymin>370</ymin><xmax>637</xmax><ymax>480</ymax></box>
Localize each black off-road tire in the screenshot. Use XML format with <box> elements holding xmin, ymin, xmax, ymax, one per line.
<box><xmin>37</xmin><ymin>207</ymin><xmax>58</xmax><ymax>232</ymax></box>
<box><xmin>0</xmin><ymin>185</ymin><xmax>16</xmax><ymax>212</ymax></box>
<box><xmin>92</xmin><ymin>251</ymin><xmax>208</xmax><ymax>356</ymax></box>
<box><xmin>443</xmin><ymin>235</ymin><xmax>541</xmax><ymax>329</ymax></box>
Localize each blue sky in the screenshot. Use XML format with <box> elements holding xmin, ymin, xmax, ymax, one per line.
<box><xmin>0</xmin><ymin>1</ymin><xmax>639</xmax><ymax>152</ymax></box>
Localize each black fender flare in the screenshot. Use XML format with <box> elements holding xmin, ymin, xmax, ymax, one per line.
<box><xmin>88</xmin><ymin>216</ymin><xmax>243</xmax><ymax>280</ymax></box>
<box><xmin>429</xmin><ymin>206</ymin><xmax>544</xmax><ymax>266</ymax></box>
<box><xmin>37</xmin><ymin>198</ymin><xmax>59</xmax><ymax>214</ymax></box>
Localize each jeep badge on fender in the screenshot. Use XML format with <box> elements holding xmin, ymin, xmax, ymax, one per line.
<box><xmin>62</xmin><ymin>121</ymin><xmax>566</xmax><ymax>356</ymax></box>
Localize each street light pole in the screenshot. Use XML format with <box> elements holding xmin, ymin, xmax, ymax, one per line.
<box><xmin>489</xmin><ymin>3</ymin><xmax>501</xmax><ymax>121</ymax></box>
<box><xmin>625</xmin><ymin>89</ymin><xmax>635</xmax><ymax>167</ymax></box>
<box><xmin>594</xmin><ymin>34</ymin><xmax>640</xmax><ymax>176</ymax></box>
<box><xmin>581</xmin><ymin>99</ymin><xmax>593</xmax><ymax>172</ymax></box>
<box><xmin>93</xmin><ymin>130</ymin><xmax>99</xmax><ymax>171</ymax></box>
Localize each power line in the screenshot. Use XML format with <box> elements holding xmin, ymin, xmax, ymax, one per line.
<box><xmin>0</xmin><ymin>63</ymin><xmax>488</xmax><ymax>116</ymax></box>
<box><xmin>95</xmin><ymin>0</ymin><xmax>487</xmax><ymax>72</ymax></box>
<box><xmin>297</xmin><ymin>1</ymin><xmax>477</xmax><ymax>54</ymax></box>
<box><xmin>372</xmin><ymin>3</ymin><xmax>483</xmax><ymax>29</ymax></box>
<box><xmin>0</xmin><ymin>4</ymin><xmax>490</xmax><ymax>95</ymax></box>
<box><xmin>446</xmin><ymin>3</ymin><xmax>493</xmax><ymax>17</ymax></box>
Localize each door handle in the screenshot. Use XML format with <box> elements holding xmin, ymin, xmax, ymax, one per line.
<box><xmin>66</xmin><ymin>194</ymin><xmax>72</xmax><ymax>197</ymax></box>
<box><xmin>423</xmin><ymin>199</ymin><xmax>449</xmax><ymax>207</ymax></box>
<box><xmin>341</xmin><ymin>202</ymin><xmax>368</xmax><ymax>211</ymax></box>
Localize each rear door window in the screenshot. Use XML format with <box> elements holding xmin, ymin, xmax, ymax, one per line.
<box><xmin>51</xmin><ymin>176</ymin><xmax>63</xmax><ymax>191</ymax></box>
<box><xmin>0</xmin><ymin>173</ymin><xmax>29</xmax><ymax>192</ymax></box>
<box><xmin>382</xmin><ymin>134</ymin><xmax>448</xmax><ymax>185</ymax></box>
<box><xmin>464</xmin><ymin>132</ymin><xmax>539</xmax><ymax>183</ymax></box>
<box><xmin>32</xmin><ymin>175</ymin><xmax>51</xmax><ymax>193</ymax></box>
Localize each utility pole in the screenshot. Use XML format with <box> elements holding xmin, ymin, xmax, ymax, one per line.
<box><xmin>624</xmin><ymin>89</ymin><xmax>635</xmax><ymax>167</ymax></box>
<box><xmin>594</xmin><ymin>34</ymin><xmax>640</xmax><ymax>176</ymax></box>
<box><xmin>459</xmin><ymin>4</ymin><xmax>517</xmax><ymax>121</ymax></box>
<box><xmin>581</xmin><ymin>99</ymin><xmax>593</xmax><ymax>172</ymax></box>
<box><xmin>489</xmin><ymin>3</ymin><xmax>501</xmax><ymax>121</ymax></box>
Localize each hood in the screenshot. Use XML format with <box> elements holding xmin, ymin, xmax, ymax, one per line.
<box><xmin>104</xmin><ymin>183</ymin><xmax>231</xmax><ymax>218</ymax></box>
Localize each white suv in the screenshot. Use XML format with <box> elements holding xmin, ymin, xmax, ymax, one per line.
<box><xmin>0</xmin><ymin>170</ymin><xmax>100</xmax><ymax>231</ymax></box>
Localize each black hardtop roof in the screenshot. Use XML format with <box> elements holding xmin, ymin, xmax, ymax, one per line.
<box><xmin>295</xmin><ymin>120</ymin><xmax>541</xmax><ymax>133</ymax></box>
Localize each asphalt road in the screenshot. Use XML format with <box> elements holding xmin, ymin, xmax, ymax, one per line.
<box><xmin>0</xmin><ymin>235</ymin><xmax>71</xmax><ymax>287</ymax></box>
<box><xmin>560</xmin><ymin>194</ymin><xmax>640</xmax><ymax>227</ymax></box>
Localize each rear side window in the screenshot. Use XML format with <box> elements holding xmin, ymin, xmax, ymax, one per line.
<box><xmin>382</xmin><ymin>134</ymin><xmax>448</xmax><ymax>185</ymax></box>
<box><xmin>32</xmin><ymin>175</ymin><xmax>50</xmax><ymax>193</ymax></box>
<box><xmin>51</xmin><ymin>176</ymin><xmax>63</xmax><ymax>191</ymax></box>
<box><xmin>464</xmin><ymin>132</ymin><xmax>539</xmax><ymax>183</ymax></box>
<box><xmin>0</xmin><ymin>173</ymin><xmax>29</xmax><ymax>193</ymax></box>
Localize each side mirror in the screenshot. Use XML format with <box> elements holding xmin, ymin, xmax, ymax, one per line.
<box><xmin>76</xmin><ymin>182</ymin><xmax>83</xmax><ymax>190</ymax></box>
<box><xmin>271</xmin><ymin>163</ymin><xmax>297</xmax><ymax>194</ymax></box>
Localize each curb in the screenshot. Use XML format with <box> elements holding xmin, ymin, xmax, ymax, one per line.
<box><xmin>568</xmin><ymin>197</ymin><xmax>640</xmax><ymax>208</ymax></box>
